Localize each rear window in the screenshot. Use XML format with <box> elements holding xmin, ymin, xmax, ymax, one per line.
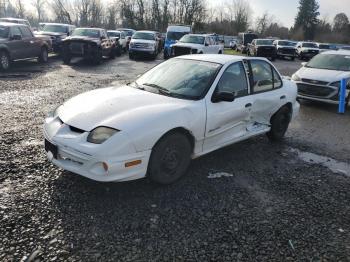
<box><xmin>302</xmin><ymin>43</ymin><xmax>318</xmax><ymax>48</ymax></box>
<box><xmin>132</xmin><ymin>32</ymin><xmax>155</xmax><ymax>40</ymax></box>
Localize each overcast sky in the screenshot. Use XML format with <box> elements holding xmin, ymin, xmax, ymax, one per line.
<box><xmin>210</xmin><ymin>0</ymin><xmax>350</xmax><ymax>27</ymax></box>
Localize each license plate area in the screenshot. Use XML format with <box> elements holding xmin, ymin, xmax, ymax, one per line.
<box><xmin>45</xmin><ymin>139</ymin><xmax>58</xmax><ymax>159</ymax></box>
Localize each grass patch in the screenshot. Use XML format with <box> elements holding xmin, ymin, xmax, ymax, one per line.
<box><xmin>224</xmin><ymin>49</ymin><xmax>246</xmax><ymax>56</ymax></box>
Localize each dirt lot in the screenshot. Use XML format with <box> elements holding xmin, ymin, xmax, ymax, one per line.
<box><xmin>0</xmin><ymin>53</ymin><xmax>349</xmax><ymax>261</ymax></box>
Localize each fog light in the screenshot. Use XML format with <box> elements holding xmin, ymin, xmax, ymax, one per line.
<box><xmin>102</xmin><ymin>162</ymin><xmax>109</xmax><ymax>172</ymax></box>
<box><xmin>125</xmin><ymin>160</ymin><xmax>142</xmax><ymax>168</ymax></box>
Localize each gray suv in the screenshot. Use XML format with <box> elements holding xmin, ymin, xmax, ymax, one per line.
<box><xmin>0</xmin><ymin>22</ymin><xmax>51</xmax><ymax>70</ymax></box>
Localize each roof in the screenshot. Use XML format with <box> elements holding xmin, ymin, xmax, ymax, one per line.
<box><xmin>75</xmin><ymin>27</ymin><xmax>103</xmax><ymax>30</ymax></box>
<box><xmin>0</xmin><ymin>22</ymin><xmax>25</xmax><ymax>27</ymax></box>
<box><xmin>135</xmin><ymin>30</ymin><xmax>156</xmax><ymax>34</ymax></box>
<box><xmin>41</xmin><ymin>22</ymin><xmax>73</xmax><ymax>27</ymax></box>
<box><xmin>107</xmin><ymin>30</ymin><xmax>122</xmax><ymax>33</ymax></box>
<box><xmin>0</xmin><ymin>17</ymin><xmax>28</xmax><ymax>21</ymax></box>
<box><xmin>178</xmin><ymin>54</ymin><xmax>267</xmax><ymax>65</ymax></box>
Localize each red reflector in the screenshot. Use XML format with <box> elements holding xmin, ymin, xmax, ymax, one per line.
<box><xmin>125</xmin><ymin>160</ymin><xmax>142</xmax><ymax>168</ymax></box>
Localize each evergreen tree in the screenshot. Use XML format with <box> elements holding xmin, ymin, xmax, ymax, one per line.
<box><xmin>294</xmin><ymin>0</ymin><xmax>320</xmax><ymax>40</ymax></box>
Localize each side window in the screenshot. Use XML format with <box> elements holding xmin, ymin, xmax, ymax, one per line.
<box><xmin>216</xmin><ymin>62</ymin><xmax>249</xmax><ymax>97</ymax></box>
<box><xmin>11</xmin><ymin>26</ymin><xmax>22</xmax><ymax>37</ymax></box>
<box><xmin>250</xmin><ymin>60</ymin><xmax>274</xmax><ymax>92</ymax></box>
<box><xmin>273</xmin><ymin>67</ymin><xmax>283</xmax><ymax>88</ymax></box>
<box><xmin>19</xmin><ymin>26</ymin><xmax>33</xmax><ymax>38</ymax></box>
<box><xmin>121</xmin><ymin>32</ymin><xmax>125</xmax><ymax>39</ymax></box>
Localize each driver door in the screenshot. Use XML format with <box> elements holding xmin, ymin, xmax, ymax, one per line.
<box><xmin>204</xmin><ymin>61</ymin><xmax>253</xmax><ymax>151</ymax></box>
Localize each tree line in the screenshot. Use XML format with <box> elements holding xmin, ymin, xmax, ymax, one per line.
<box><xmin>0</xmin><ymin>0</ymin><xmax>349</xmax><ymax>44</ymax></box>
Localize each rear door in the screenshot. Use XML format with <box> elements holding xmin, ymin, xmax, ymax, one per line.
<box><xmin>19</xmin><ymin>26</ymin><xmax>40</xmax><ymax>57</ymax></box>
<box><xmin>204</xmin><ymin>61</ymin><xmax>253</xmax><ymax>151</ymax></box>
<box><xmin>248</xmin><ymin>59</ymin><xmax>286</xmax><ymax>126</ymax></box>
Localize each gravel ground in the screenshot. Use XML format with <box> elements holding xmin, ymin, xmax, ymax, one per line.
<box><xmin>0</xmin><ymin>53</ymin><xmax>349</xmax><ymax>261</ymax></box>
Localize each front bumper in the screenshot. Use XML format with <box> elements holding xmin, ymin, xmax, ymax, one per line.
<box><xmin>43</xmin><ymin>117</ymin><xmax>151</xmax><ymax>182</ymax></box>
<box><xmin>129</xmin><ymin>48</ymin><xmax>155</xmax><ymax>55</ymax></box>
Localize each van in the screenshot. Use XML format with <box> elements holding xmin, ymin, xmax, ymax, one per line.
<box><xmin>163</xmin><ymin>25</ymin><xmax>191</xmax><ymax>59</ymax></box>
<box><xmin>236</xmin><ymin>32</ymin><xmax>258</xmax><ymax>53</ymax></box>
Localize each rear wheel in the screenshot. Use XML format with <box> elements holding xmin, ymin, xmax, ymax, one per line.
<box><xmin>93</xmin><ymin>49</ymin><xmax>103</xmax><ymax>64</ymax></box>
<box><xmin>148</xmin><ymin>133</ymin><xmax>192</xmax><ymax>185</ymax></box>
<box><xmin>0</xmin><ymin>51</ymin><xmax>10</xmax><ymax>71</ymax></box>
<box><xmin>38</xmin><ymin>47</ymin><xmax>48</xmax><ymax>63</ymax></box>
<box><xmin>129</xmin><ymin>53</ymin><xmax>134</xmax><ymax>60</ymax></box>
<box><xmin>267</xmin><ymin>106</ymin><xmax>292</xmax><ymax>142</ymax></box>
<box><xmin>110</xmin><ymin>47</ymin><xmax>116</xmax><ymax>59</ymax></box>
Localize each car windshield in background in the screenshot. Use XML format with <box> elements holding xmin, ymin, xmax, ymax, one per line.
<box><xmin>42</xmin><ymin>24</ymin><xmax>67</xmax><ymax>33</ymax></box>
<box><xmin>306</xmin><ymin>54</ymin><xmax>350</xmax><ymax>71</ymax></box>
<box><xmin>123</xmin><ymin>30</ymin><xmax>134</xmax><ymax>37</ymax></box>
<box><xmin>72</xmin><ymin>29</ymin><xmax>100</xmax><ymax>38</ymax></box>
<box><xmin>135</xmin><ymin>58</ymin><xmax>221</xmax><ymax>100</ymax></box>
<box><xmin>132</xmin><ymin>32</ymin><xmax>155</xmax><ymax>40</ymax></box>
<box><xmin>256</xmin><ymin>40</ymin><xmax>274</xmax><ymax>45</ymax></box>
<box><xmin>167</xmin><ymin>31</ymin><xmax>187</xmax><ymax>41</ymax></box>
<box><xmin>107</xmin><ymin>32</ymin><xmax>120</xmax><ymax>38</ymax></box>
<box><xmin>180</xmin><ymin>35</ymin><xmax>204</xmax><ymax>44</ymax></box>
<box><xmin>279</xmin><ymin>41</ymin><xmax>295</xmax><ymax>46</ymax></box>
<box><xmin>319</xmin><ymin>44</ymin><xmax>330</xmax><ymax>49</ymax></box>
<box><xmin>302</xmin><ymin>43</ymin><xmax>318</xmax><ymax>48</ymax></box>
<box><xmin>0</xmin><ymin>26</ymin><xmax>9</xmax><ymax>38</ymax></box>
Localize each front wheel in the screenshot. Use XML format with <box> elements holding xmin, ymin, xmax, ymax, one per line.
<box><xmin>38</xmin><ymin>47</ymin><xmax>48</xmax><ymax>63</ymax></box>
<box><xmin>148</xmin><ymin>133</ymin><xmax>192</xmax><ymax>185</ymax></box>
<box><xmin>0</xmin><ymin>51</ymin><xmax>10</xmax><ymax>71</ymax></box>
<box><xmin>267</xmin><ymin>106</ymin><xmax>292</xmax><ymax>142</ymax></box>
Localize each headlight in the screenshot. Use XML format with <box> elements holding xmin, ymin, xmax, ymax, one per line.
<box><xmin>291</xmin><ymin>74</ymin><xmax>301</xmax><ymax>81</ymax></box>
<box><xmin>130</xmin><ymin>42</ymin><xmax>135</xmax><ymax>47</ymax></box>
<box><xmin>87</xmin><ymin>127</ymin><xmax>119</xmax><ymax>144</ymax></box>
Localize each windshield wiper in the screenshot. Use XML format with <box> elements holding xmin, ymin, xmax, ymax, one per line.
<box><xmin>129</xmin><ymin>81</ymin><xmax>145</xmax><ymax>90</ymax></box>
<box><xmin>142</xmin><ymin>83</ymin><xmax>190</xmax><ymax>99</ymax></box>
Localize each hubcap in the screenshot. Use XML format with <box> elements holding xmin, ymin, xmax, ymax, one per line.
<box><xmin>161</xmin><ymin>146</ymin><xmax>180</xmax><ymax>173</ymax></box>
<box><xmin>1</xmin><ymin>54</ymin><xmax>9</xmax><ymax>69</ymax></box>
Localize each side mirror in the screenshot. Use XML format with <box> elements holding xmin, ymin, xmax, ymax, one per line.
<box><xmin>212</xmin><ymin>91</ymin><xmax>235</xmax><ymax>103</ymax></box>
<box><xmin>11</xmin><ymin>34</ymin><xmax>22</xmax><ymax>40</ymax></box>
<box><xmin>301</xmin><ymin>62</ymin><xmax>307</xmax><ymax>67</ymax></box>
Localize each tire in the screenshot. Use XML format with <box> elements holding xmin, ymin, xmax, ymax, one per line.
<box><xmin>267</xmin><ymin>106</ymin><xmax>292</xmax><ymax>142</ymax></box>
<box><xmin>148</xmin><ymin>132</ymin><xmax>192</xmax><ymax>185</ymax></box>
<box><xmin>38</xmin><ymin>47</ymin><xmax>48</xmax><ymax>63</ymax></box>
<box><xmin>291</xmin><ymin>56</ymin><xmax>295</xmax><ymax>61</ymax></box>
<box><xmin>129</xmin><ymin>53</ymin><xmax>134</xmax><ymax>60</ymax></box>
<box><xmin>218</xmin><ymin>50</ymin><xmax>222</xmax><ymax>54</ymax></box>
<box><xmin>0</xmin><ymin>51</ymin><xmax>10</xmax><ymax>71</ymax></box>
<box><xmin>93</xmin><ymin>49</ymin><xmax>103</xmax><ymax>64</ymax></box>
<box><xmin>110</xmin><ymin>48</ymin><xmax>116</xmax><ymax>59</ymax></box>
<box><xmin>62</xmin><ymin>51</ymin><xmax>71</xmax><ymax>64</ymax></box>
<box><xmin>115</xmin><ymin>46</ymin><xmax>121</xmax><ymax>57</ymax></box>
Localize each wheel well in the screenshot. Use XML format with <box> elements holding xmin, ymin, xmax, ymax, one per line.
<box><xmin>270</xmin><ymin>102</ymin><xmax>293</xmax><ymax>123</ymax></box>
<box><xmin>155</xmin><ymin>127</ymin><xmax>195</xmax><ymax>153</ymax></box>
<box><xmin>0</xmin><ymin>48</ymin><xmax>10</xmax><ymax>58</ymax></box>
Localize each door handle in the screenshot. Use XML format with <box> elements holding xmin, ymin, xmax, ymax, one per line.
<box><xmin>245</xmin><ymin>103</ymin><xmax>252</xmax><ymax>108</ymax></box>
<box><xmin>280</xmin><ymin>95</ymin><xmax>286</xmax><ymax>100</ymax></box>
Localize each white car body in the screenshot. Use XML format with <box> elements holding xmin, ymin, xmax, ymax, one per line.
<box><xmin>171</xmin><ymin>34</ymin><xmax>224</xmax><ymax>56</ymax></box>
<box><xmin>44</xmin><ymin>55</ymin><xmax>299</xmax><ymax>183</ymax></box>
<box><xmin>129</xmin><ymin>31</ymin><xmax>158</xmax><ymax>57</ymax></box>
<box><xmin>107</xmin><ymin>30</ymin><xmax>127</xmax><ymax>49</ymax></box>
<box><xmin>296</xmin><ymin>42</ymin><xmax>319</xmax><ymax>59</ymax></box>
<box><xmin>273</xmin><ymin>40</ymin><xmax>297</xmax><ymax>59</ymax></box>
<box><xmin>292</xmin><ymin>50</ymin><xmax>350</xmax><ymax>104</ymax></box>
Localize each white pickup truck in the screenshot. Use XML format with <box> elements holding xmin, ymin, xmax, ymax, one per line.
<box><xmin>171</xmin><ymin>34</ymin><xmax>224</xmax><ymax>57</ymax></box>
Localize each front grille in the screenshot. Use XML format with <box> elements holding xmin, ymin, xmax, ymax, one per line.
<box><xmin>133</xmin><ymin>43</ymin><xmax>149</xmax><ymax>48</ymax></box>
<box><xmin>279</xmin><ymin>48</ymin><xmax>295</xmax><ymax>55</ymax></box>
<box><xmin>297</xmin><ymin>83</ymin><xmax>334</xmax><ymax>97</ymax></box>
<box><xmin>174</xmin><ymin>46</ymin><xmax>192</xmax><ymax>56</ymax></box>
<box><xmin>70</xmin><ymin>42</ymin><xmax>84</xmax><ymax>54</ymax></box>
<box><xmin>301</xmin><ymin>79</ymin><xmax>329</xmax><ymax>85</ymax></box>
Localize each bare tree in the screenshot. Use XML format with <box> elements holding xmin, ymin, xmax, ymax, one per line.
<box><xmin>255</xmin><ymin>12</ymin><xmax>274</xmax><ymax>36</ymax></box>
<box><xmin>226</xmin><ymin>0</ymin><xmax>251</xmax><ymax>34</ymax></box>
<box><xmin>32</xmin><ymin>0</ymin><xmax>46</xmax><ymax>22</ymax></box>
<box><xmin>14</xmin><ymin>0</ymin><xmax>26</xmax><ymax>18</ymax></box>
<box><xmin>50</xmin><ymin>0</ymin><xmax>72</xmax><ymax>24</ymax></box>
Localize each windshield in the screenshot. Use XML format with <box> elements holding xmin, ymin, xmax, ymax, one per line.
<box><xmin>306</xmin><ymin>54</ymin><xmax>350</xmax><ymax>71</ymax></box>
<box><xmin>302</xmin><ymin>43</ymin><xmax>318</xmax><ymax>48</ymax></box>
<box><xmin>107</xmin><ymin>31</ymin><xmax>120</xmax><ymax>38</ymax></box>
<box><xmin>134</xmin><ymin>58</ymin><xmax>221</xmax><ymax>100</ymax></box>
<box><xmin>119</xmin><ymin>30</ymin><xmax>134</xmax><ymax>37</ymax></box>
<box><xmin>132</xmin><ymin>32</ymin><xmax>155</xmax><ymax>40</ymax></box>
<box><xmin>72</xmin><ymin>28</ymin><xmax>100</xmax><ymax>38</ymax></box>
<box><xmin>179</xmin><ymin>35</ymin><xmax>204</xmax><ymax>45</ymax></box>
<box><xmin>278</xmin><ymin>41</ymin><xmax>295</xmax><ymax>46</ymax></box>
<box><xmin>166</xmin><ymin>31</ymin><xmax>187</xmax><ymax>41</ymax></box>
<box><xmin>0</xmin><ymin>26</ymin><xmax>9</xmax><ymax>38</ymax></box>
<box><xmin>319</xmin><ymin>44</ymin><xmax>330</xmax><ymax>49</ymax></box>
<box><xmin>42</xmin><ymin>24</ymin><xmax>67</xmax><ymax>33</ymax></box>
<box><xmin>256</xmin><ymin>39</ymin><xmax>274</xmax><ymax>45</ymax></box>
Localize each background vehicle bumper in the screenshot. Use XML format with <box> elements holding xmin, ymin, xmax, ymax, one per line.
<box><xmin>129</xmin><ymin>48</ymin><xmax>155</xmax><ymax>55</ymax></box>
<box><xmin>297</xmin><ymin>94</ymin><xmax>340</xmax><ymax>104</ymax></box>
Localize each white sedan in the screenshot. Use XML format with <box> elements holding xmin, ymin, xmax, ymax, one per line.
<box><xmin>292</xmin><ymin>50</ymin><xmax>350</xmax><ymax>104</ymax></box>
<box><xmin>44</xmin><ymin>55</ymin><xmax>299</xmax><ymax>184</ymax></box>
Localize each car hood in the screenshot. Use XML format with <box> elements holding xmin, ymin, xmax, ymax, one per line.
<box><xmin>300</xmin><ymin>47</ymin><xmax>319</xmax><ymax>51</ymax></box>
<box><xmin>63</xmin><ymin>36</ymin><xmax>100</xmax><ymax>43</ymax></box>
<box><xmin>130</xmin><ymin>39</ymin><xmax>155</xmax><ymax>44</ymax></box>
<box><xmin>277</xmin><ymin>45</ymin><xmax>295</xmax><ymax>49</ymax></box>
<box><xmin>35</xmin><ymin>31</ymin><xmax>66</xmax><ymax>37</ymax></box>
<box><xmin>172</xmin><ymin>42</ymin><xmax>203</xmax><ymax>48</ymax></box>
<box><xmin>58</xmin><ymin>86</ymin><xmax>192</xmax><ymax>132</ymax></box>
<box><xmin>296</xmin><ymin>67</ymin><xmax>350</xmax><ymax>83</ymax></box>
